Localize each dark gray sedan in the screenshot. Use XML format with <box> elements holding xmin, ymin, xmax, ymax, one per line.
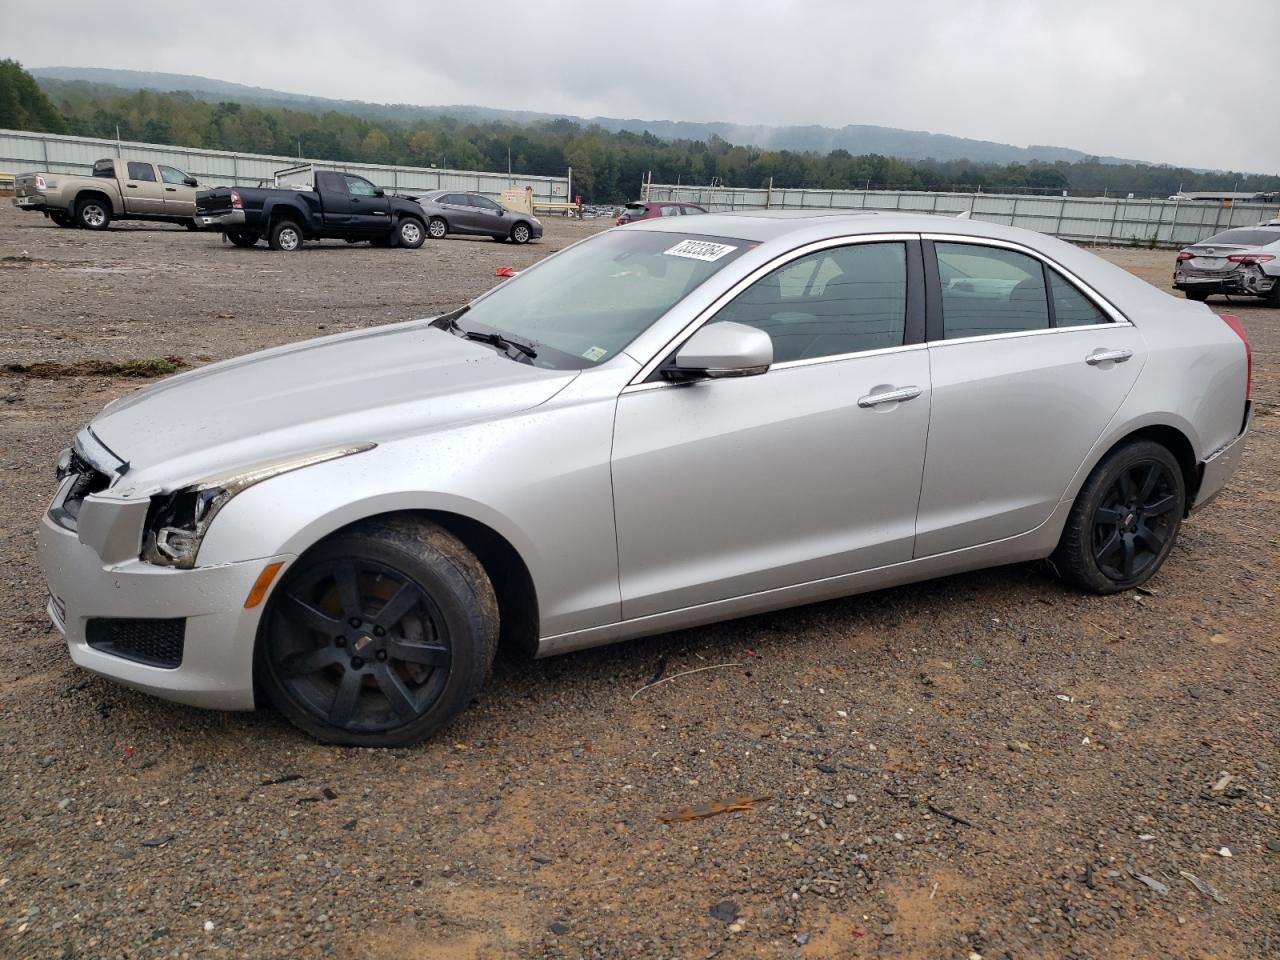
<box><xmin>415</xmin><ymin>190</ymin><xmax>543</xmax><ymax>244</ymax></box>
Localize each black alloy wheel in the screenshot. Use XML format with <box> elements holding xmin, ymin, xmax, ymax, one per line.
<box><xmin>258</xmin><ymin>519</ymin><xmax>498</xmax><ymax>746</ymax></box>
<box><xmin>1053</xmin><ymin>440</ymin><xmax>1185</xmax><ymax>594</ymax></box>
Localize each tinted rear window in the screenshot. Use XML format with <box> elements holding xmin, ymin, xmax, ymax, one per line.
<box><xmin>625</xmin><ymin>203</ymin><xmax>647</xmax><ymax>212</ymax></box>
<box><xmin>1199</xmin><ymin>229</ymin><xmax>1280</xmax><ymax>246</ymax></box>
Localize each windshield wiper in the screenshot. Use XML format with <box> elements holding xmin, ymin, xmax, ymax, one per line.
<box><xmin>461</xmin><ymin>329</ymin><xmax>538</xmax><ymax>361</ymax></box>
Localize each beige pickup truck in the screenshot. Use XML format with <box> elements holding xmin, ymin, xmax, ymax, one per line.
<box><xmin>12</xmin><ymin>157</ymin><xmax>204</xmax><ymax>230</ymax></box>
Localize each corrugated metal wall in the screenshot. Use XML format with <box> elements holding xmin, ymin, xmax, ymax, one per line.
<box><xmin>648</xmin><ymin>184</ymin><xmax>1280</xmax><ymax>248</ymax></box>
<box><xmin>0</xmin><ymin>129</ymin><xmax>570</xmax><ymax>202</ymax></box>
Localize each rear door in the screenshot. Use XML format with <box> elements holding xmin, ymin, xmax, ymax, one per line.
<box><xmin>913</xmin><ymin>237</ymin><xmax>1146</xmax><ymax>557</ymax></box>
<box><xmin>122</xmin><ymin>162</ymin><xmax>166</xmax><ymax>215</ymax></box>
<box><xmin>438</xmin><ymin>193</ymin><xmax>477</xmax><ymax>232</ymax></box>
<box><xmin>313</xmin><ymin>172</ymin><xmax>352</xmax><ymax>226</ymax></box>
<box><xmin>612</xmin><ymin>237</ymin><xmax>931</xmax><ymax>618</ymax></box>
<box><xmin>343</xmin><ymin>174</ymin><xmax>390</xmax><ymax>233</ymax></box>
<box><xmin>158</xmin><ymin>164</ymin><xmax>198</xmax><ymax>218</ymax></box>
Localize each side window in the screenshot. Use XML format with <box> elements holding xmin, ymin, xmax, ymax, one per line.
<box><xmin>93</xmin><ymin>160</ymin><xmax>115</xmax><ymax>178</ymax></box>
<box><xmin>660</xmin><ymin>205</ymin><xmax>683</xmax><ymax>217</ymax></box>
<box><xmin>684</xmin><ymin>206</ymin><xmax>706</xmax><ymax>216</ymax></box>
<box><xmin>472</xmin><ymin>195</ymin><xmax>502</xmax><ymax>211</ymax></box>
<box><xmin>935</xmin><ymin>243</ymin><xmax>1048</xmax><ymax>338</ymax></box>
<box><xmin>159</xmin><ymin>165</ymin><xmax>188</xmax><ymax>185</ymax></box>
<box><xmin>444</xmin><ymin>193</ymin><xmax>468</xmax><ymax>205</ymax></box>
<box><xmin>1049</xmin><ymin>269</ymin><xmax>1109</xmax><ymax>326</ymax></box>
<box><xmin>126</xmin><ymin>162</ymin><xmax>157</xmax><ymax>182</ymax></box>
<box><xmin>344</xmin><ymin>175</ymin><xmax>378</xmax><ymax>197</ymax></box>
<box><xmin>713</xmin><ymin>242</ymin><xmax>908</xmax><ymax>363</ymax></box>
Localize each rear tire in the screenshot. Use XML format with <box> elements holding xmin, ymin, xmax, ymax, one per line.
<box><xmin>1052</xmin><ymin>440</ymin><xmax>1185</xmax><ymax>594</ymax></box>
<box><xmin>1265</xmin><ymin>278</ymin><xmax>1280</xmax><ymax>308</ymax></box>
<box><xmin>256</xmin><ymin>518</ymin><xmax>499</xmax><ymax>747</ymax></box>
<box><xmin>75</xmin><ymin>196</ymin><xmax>111</xmax><ymax>230</ymax></box>
<box><xmin>427</xmin><ymin>217</ymin><xmax>447</xmax><ymax>240</ymax></box>
<box><xmin>227</xmin><ymin>231</ymin><xmax>260</xmax><ymax>248</ymax></box>
<box><xmin>1183</xmin><ymin>288</ymin><xmax>1210</xmax><ymax>302</ymax></box>
<box><xmin>268</xmin><ymin>218</ymin><xmax>303</xmax><ymax>252</ymax></box>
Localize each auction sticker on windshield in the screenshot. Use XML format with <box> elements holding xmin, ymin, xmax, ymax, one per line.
<box><xmin>664</xmin><ymin>240</ymin><xmax>738</xmax><ymax>262</ymax></box>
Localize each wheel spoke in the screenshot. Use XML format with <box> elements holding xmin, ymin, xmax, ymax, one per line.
<box><xmin>1095</xmin><ymin>506</ymin><xmax>1126</xmax><ymax>525</ymax></box>
<box><xmin>1095</xmin><ymin>528</ymin><xmax>1123</xmax><ymax>564</ymax></box>
<box><xmin>1138</xmin><ymin>463</ymin><xmax>1161</xmax><ymax>499</ymax></box>
<box><xmin>1144</xmin><ymin>493</ymin><xmax>1178</xmax><ymax>516</ymax></box>
<box><xmin>281</xmin><ymin>645</ymin><xmax>343</xmax><ymax>678</ymax></box>
<box><xmin>1134</xmin><ymin>522</ymin><xmax>1166</xmax><ymax>555</ymax></box>
<box><xmin>333</xmin><ymin>562</ymin><xmax>362</xmax><ymax>621</ymax></box>
<box><xmin>1119</xmin><ymin>470</ymin><xmax>1138</xmax><ymax>501</ymax></box>
<box><xmin>372</xmin><ymin>663</ymin><xmax>418</xmax><ymax>721</ymax></box>
<box><xmin>372</xmin><ymin>581</ymin><xmax>423</xmax><ymax>632</ymax></box>
<box><xmin>1121</xmin><ymin>533</ymin><xmax>1136</xmax><ymax>578</ymax></box>
<box><xmin>328</xmin><ymin>667</ymin><xmax>363</xmax><ymax>726</ymax></box>
<box><xmin>281</xmin><ymin>593</ymin><xmax>344</xmax><ymax>637</ymax></box>
<box><xmin>388</xmin><ymin>639</ymin><xmax>449</xmax><ymax>668</ymax></box>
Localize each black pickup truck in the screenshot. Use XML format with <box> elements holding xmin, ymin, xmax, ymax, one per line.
<box><xmin>194</xmin><ymin>168</ymin><xmax>428</xmax><ymax>251</ymax></box>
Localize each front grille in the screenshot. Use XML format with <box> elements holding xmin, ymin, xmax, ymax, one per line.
<box><xmin>86</xmin><ymin>618</ymin><xmax>185</xmax><ymax>669</ymax></box>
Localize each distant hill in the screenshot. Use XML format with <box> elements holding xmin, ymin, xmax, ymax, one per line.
<box><xmin>31</xmin><ymin>66</ymin><xmax>1145</xmax><ymax>167</ymax></box>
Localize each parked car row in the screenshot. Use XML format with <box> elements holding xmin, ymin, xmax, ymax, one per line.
<box><xmin>12</xmin><ymin>158</ymin><xmax>544</xmax><ymax>252</ymax></box>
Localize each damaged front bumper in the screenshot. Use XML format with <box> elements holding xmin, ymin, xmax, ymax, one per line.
<box><xmin>38</xmin><ymin>475</ymin><xmax>292</xmax><ymax>710</ymax></box>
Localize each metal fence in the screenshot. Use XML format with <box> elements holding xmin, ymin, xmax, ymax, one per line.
<box><xmin>0</xmin><ymin>129</ymin><xmax>570</xmax><ymax>203</ymax></box>
<box><xmin>647</xmin><ymin>184</ymin><xmax>1280</xmax><ymax>248</ymax></box>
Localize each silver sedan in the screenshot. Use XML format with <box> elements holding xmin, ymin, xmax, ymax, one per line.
<box><xmin>39</xmin><ymin>212</ymin><xmax>1253</xmax><ymax>745</ymax></box>
<box><xmin>1174</xmin><ymin>222</ymin><xmax>1280</xmax><ymax>304</ymax></box>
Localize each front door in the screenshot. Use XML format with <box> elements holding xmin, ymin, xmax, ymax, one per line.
<box><xmin>122</xmin><ymin>162</ymin><xmax>166</xmax><ymax>215</ymax></box>
<box><xmin>158</xmin><ymin>164</ymin><xmax>198</xmax><ymax>218</ymax></box>
<box><xmin>343</xmin><ymin>175</ymin><xmax>390</xmax><ymax>233</ymax></box>
<box><xmin>914</xmin><ymin>239</ymin><xmax>1146</xmax><ymax>557</ymax></box>
<box><xmin>468</xmin><ymin>194</ymin><xmax>509</xmax><ymax>237</ymax></box>
<box><xmin>611</xmin><ymin>239</ymin><xmax>932</xmax><ymax>619</ymax></box>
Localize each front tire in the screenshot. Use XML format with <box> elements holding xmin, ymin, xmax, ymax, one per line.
<box><xmin>397</xmin><ymin>217</ymin><xmax>425</xmax><ymax>249</ymax></box>
<box><xmin>427</xmin><ymin>217</ymin><xmax>447</xmax><ymax>240</ymax></box>
<box><xmin>1052</xmin><ymin>440</ymin><xmax>1185</xmax><ymax>594</ymax></box>
<box><xmin>510</xmin><ymin>221</ymin><xmax>532</xmax><ymax>245</ymax></box>
<box><xmin>257</xmin><ymin>518</ymin><xmax>499</xmax><ymax>746</ymax></box>
<box><xmin>75</xmin><ymin>196</ymin><xmax>111</xmax><ymax>230</ymax></box>
<box><xmin>268</xmin><ymin>218</ymin><xmax>303</xmax><ymax>252</ymax></box>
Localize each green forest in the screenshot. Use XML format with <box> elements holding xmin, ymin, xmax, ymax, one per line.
<box><xmin>4</xmin><ymin>60</ymin><xmax>1278</xmax><ymax>202</ymax></box>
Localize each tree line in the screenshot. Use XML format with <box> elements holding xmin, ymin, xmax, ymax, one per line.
<box><xmin>4</xmin><ymin>60</ymin><xmax>1278</xmax><ymax>201</ymax></box>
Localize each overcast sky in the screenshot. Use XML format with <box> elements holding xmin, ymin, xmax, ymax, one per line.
<box><xmin>3</xmin><ymin>0</ymin><xmax>1277</xmax><ymax>173</ymax></box>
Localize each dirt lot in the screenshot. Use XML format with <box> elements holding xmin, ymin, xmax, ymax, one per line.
<box><xmin>0</xmin><ymin>204</ymin><xmax>1276</xmax><ymax>960</ymax></box>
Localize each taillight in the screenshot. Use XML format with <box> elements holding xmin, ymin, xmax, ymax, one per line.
<box><xmin>1176</xmin><ymin>251</ymin><xmax>1193</xmax><ymax>261</ymax></box>
<box><xmin>229</xmin><ymin>190</ymin><xmax>242</xmax><ymax>209</ymax></box>
<box><xmin>1226</xmin><ymin>253</ymin><xmax>1275</xmax><ymax>264</ymax></box>
<box><xmin>1221</xmin><ymin>313</ymin><xmax>1252</xmax><ymax>399</ymax></box>
<box><xmin>34</xmin><ymin>175</ymin><xmax>47</xmax><ymax>191</ymax></box>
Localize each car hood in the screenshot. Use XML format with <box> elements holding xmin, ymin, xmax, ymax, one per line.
<box><xmin>88</xmin><ymin>319</ymin><xmax>577</xmax><ymax>495</ymax></box>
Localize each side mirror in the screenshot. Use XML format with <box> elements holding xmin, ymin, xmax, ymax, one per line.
<box><xmin>670</xmin><ymin>321</ymin><xmax>772</xmax><ymax>379</ymax></box>
<box><xmin>374</xmin><ymin>188</ymin><xmax>385</xmax><ymax>197</ymax></box>
<box><xmin>183</xmin><ymin>176</ymin><xmax>198</xmax><ymax>187</ymax></box>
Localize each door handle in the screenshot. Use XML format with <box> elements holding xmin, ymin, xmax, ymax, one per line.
<box><xmin>1086</xmin><ymin>349</ymin><xmax>1133</xmax><ymax>365</ymax></box>
<box><xmin>858</xmin><ymin>386</ymin><xmax>922</xmax><ymax>407</ymax></box>
<box><xmin>164</xmin><ymin>187</ymin><xmax>176</xmax><ymax>192</ymax></box>
<box><xmin>126</xmin><ymin>184</ymin><xmax>138</xmax><ymax>189</ymax></box>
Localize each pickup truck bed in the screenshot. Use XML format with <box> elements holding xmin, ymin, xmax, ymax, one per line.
<box><xmin>195</xmin><ymin>169</ymin><xmax>427</xmax><ymax>251</ymax></box>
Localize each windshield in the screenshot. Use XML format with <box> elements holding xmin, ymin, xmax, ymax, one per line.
<box><xmin>458</xmin><ymin>230</ymin><xmax>749</xmax><ymax>369</ymax></box>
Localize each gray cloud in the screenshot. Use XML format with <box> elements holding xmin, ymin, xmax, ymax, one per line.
<box><xmin>3</xmin><ymin>0</ymin><xmax>1276</xmax><ymax>173</ymax></box>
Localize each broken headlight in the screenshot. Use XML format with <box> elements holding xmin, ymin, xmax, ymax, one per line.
<box><xmin>141</xmin><ymin>443</ymin><xmax>375</xmax><ymax>568</ymax></box>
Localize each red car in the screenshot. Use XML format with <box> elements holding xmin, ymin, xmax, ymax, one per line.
<box><xmin>615</xmin><ymin>200</ymin><xmax>708</xmax><ymax>225</ymax></box>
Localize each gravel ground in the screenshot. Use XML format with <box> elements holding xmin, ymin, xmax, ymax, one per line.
<box><xmin>0</xmin><ymin>205</ymin><xmax>1276</xmax><ymax>960</ymax></box>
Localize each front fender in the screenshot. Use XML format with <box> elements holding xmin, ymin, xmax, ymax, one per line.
<box><xmin>195</xmin><ymin>388</ymin><xmax>625</xmax><ymax>637</ymax></box>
